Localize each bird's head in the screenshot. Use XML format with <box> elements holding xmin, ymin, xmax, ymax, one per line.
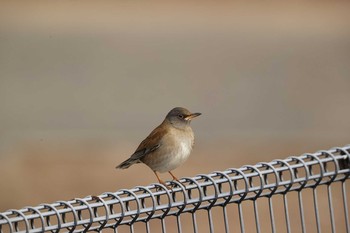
<box><xmin>165</xmin><ymin>107</ymin><xmax>201</xmax><ymax>129</ymax></box>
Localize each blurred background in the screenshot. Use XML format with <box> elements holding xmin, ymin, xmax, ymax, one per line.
<box><xmin>0</xmin><ymin>0</ymin><xmax>349</xmax><ymax>220</ymax></box>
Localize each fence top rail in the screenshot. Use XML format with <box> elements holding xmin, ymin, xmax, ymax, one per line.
<box><xmin>0</xmin><ymin>145</ymin><xmax>349</xmax><ymax>233</ymax></box>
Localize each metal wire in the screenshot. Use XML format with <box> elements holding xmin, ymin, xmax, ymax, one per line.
<box><xmin>0</xmin><ymin>145</ymin><xmax>349</xmax><ymax>233</ymax></box>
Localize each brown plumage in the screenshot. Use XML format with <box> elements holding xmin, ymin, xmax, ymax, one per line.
<box><xmin>116</xmin><ymin>126</ymin><xmax>165</xmax><ymax>169</ymax></box>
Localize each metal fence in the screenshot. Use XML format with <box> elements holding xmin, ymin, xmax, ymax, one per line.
<box><xmin>1</xmin><ymin>145</ymin><xmax>349</xmax><ymax>233</ymax></box>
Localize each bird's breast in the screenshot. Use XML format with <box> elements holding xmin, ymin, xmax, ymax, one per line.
<box><xmin>177</xmin><ymin>137</ymin><xmax>193</xmax><ymax>158</ymax></box>
<box><xmin>145</xmin><ymin>127</ymin><xmax>194</xmax><ymax>173</ymax></box>
<box><xmin>171</xmin><ymin>127</ymin><xmax>194</xmax><ymax>156</ymax></box>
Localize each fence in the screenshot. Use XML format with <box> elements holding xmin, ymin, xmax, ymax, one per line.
<box><xmin>0</xmin><ymin>145</ymin><xmax>349</xmax><ymax>233</ymax></box>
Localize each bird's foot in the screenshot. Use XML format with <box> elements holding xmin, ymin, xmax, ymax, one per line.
<box><xmin>168</xmin><ymin>171</ymin><xmax>180</xmax><ymax>183</ymax></box>
<box><xmin>172</xmin><ymin>178</ymin><xmax>180</xmax><ymax>182</ymax></box>
<box><xmin>153</xmin><ymin>171</ymin><xmax>172</xmax><ymax>190</ymax></box>
<box><xmin>160</xmin><ymin>180</ymin><xmax>173</xmax><ymax>190</ymax></box>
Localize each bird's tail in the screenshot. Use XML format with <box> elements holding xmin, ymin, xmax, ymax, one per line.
<box><xmin>116</xmin><ymin>158</ymin><xmax>139</xmax><ymax>169</ymax></box>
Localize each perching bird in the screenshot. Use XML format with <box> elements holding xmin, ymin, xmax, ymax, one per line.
<box><xmin>116</xmin><ymin>107</ymin><xmax>201</xmax><ymax>187</ymax></box>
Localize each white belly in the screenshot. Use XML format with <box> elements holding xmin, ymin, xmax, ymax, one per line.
<box><xmin>155</xmin><ymin>137</ymin><xmax>193</xmax><ymax>173</ymax></box>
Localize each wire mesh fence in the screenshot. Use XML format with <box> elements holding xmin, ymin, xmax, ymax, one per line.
<box><xmin>0</xmin><ymin>145</ymin><xmax>349</xmax><ymax>233</ymax></box>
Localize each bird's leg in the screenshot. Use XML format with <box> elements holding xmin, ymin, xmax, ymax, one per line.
<box><xmin>168</xmin><ymin>171</ymin><xmax>180</xmax><ymax>182</ymax></box>
<box><xmin>153</xmin><ymin>171</ymin><xmax>171</xmax><ymax>190</ymax></box>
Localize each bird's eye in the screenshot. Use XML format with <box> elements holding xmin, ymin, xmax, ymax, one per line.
<box><xmin>178</xmin><ymin>114</ymin><xmax>184</xmax><ymax>119</ymax></box>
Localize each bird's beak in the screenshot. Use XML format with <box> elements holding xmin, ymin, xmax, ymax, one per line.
<box><xmin>185</xmin><ymin>112</ymin><xmax>201</xmax><ymax>120</ymax></box>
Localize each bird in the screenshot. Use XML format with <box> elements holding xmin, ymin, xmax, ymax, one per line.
<box><xmin>116</xmin><ymin>107</ymin><xmax>201</xmax><ymax>187</ymax></box>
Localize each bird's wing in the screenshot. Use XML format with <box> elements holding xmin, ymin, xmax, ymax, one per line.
<box><xmin>129</xmin><ymin>124</ymin><xmax>167</xmax><ymax>160</ymax></box>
